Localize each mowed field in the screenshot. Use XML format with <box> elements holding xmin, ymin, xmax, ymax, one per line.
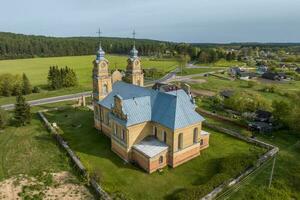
<box><xmin>0</xmin><ymin>55</ymin><xmax>178</xmax><ymax>87</ymax></box>
<box><xmin>0</xmin><ymin>55</ymin><xmax>178</xmax><ymax>105</ymax></box>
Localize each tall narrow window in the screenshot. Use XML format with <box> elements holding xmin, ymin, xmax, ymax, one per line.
<box><xmin>193</xmin><ymin>128</ymin><xmax>199</xmax><ymax>144</ymax></box>
<box><xmin>200</xmin><ymin>139</ymin><xmax>204</xmax><ymax>145</ymax></box>
<box><xmin>114</xmin><ymin>124</ymin><xmax>117</xmax><ymax>135</ymax></box>
<box><xmin>154</xmin><ymin>127</ymin><xmax>157</xmax><ymax>138</ymax></box>
<box><xmin>178</xmin><ymin>133</ymin><xmax>183</xmax><ymax>150</ymax></box>
<box><xmin>103</xmin><ymin>83</ymin><xmax>108</xmax><ymax>95</ymax></box>
<box><xmin>163</xmin><ymin>131</ymin><xmax>167</xmax><ymax>143</ymax></box>
<box><xmin>159</xmin><ymin>156</ymin><xmax>164</xmax><ymax>164</ymax></box>
<box><xmin>121</xmin><ymin>129</ymin><xmax>126</xmax><ymax>141</ymax></box>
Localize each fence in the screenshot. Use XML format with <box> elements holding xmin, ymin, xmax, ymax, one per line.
<box><xmin>201</xmin><ymin>122</ymin><xmax>279</xmax><ymax>200</ymax></box>
<box><xmin>196</xmin><ymin>108</ymin><xmax>247</xmax><ymax>128</ymax></box>
<box><xmin>38</xmin><ymin>109</ymin><xmax>111</xmax><ymax>200</ymax></box>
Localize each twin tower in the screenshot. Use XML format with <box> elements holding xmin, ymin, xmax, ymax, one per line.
<box><xmin>92</xmin><ymin>44</ymin><xmax>144</xmax><ymax>101</ymax></box>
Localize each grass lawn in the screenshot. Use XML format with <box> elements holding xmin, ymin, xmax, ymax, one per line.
<box><xmin>44</xmin><ymin>107</ymin><xmax>264</xmax><ymax>200</ymax></box>
<box><xmin>0</xmin><ymin>101</ymin><xmax>77</xmax><ymax>181</ymax></box>
<box><xmin>195</xmin><ymin>59</ymin><xmax>246</xmax><ymax>68</ymax></box>
<box><xmin>220</xmin><ymin>131</ymin><xmax>300</xmax><ymax>200</ymax></box>
<box><xmin>0</xmin><ymin>55</ymin><xmax>178</xmax><ymax>87</ymax></box>
<box><xmin>191</xmin><ymin>76</ymin><xmax>299</xmax><ymax>104</ymax></box>
<box><xmin>0</xmin><ymin>55</ymin><xmax>178</xmax><ymax>105</ymax></box>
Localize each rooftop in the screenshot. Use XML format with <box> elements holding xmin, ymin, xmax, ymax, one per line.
<box><xmin>99</xmin><ymin>81</ymin><xmax>204</xmax><ymax>130</ymax></box>
<box><xmin>132</xmin><ymin>136</ymin><xmax>168</xmax><ymax>158</ymax></box>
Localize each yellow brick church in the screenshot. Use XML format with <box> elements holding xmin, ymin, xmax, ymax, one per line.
<box><xmin>92</xmin><ymin>42</ymin><xmax>209</xmax><ymax>173</ymax></box>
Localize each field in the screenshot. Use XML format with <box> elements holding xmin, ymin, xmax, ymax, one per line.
<box><xmin>195</xmin><ymin>59</ymin><xmax>246</xmax><ymax>68</ymax></box>
<box><xmin>0</xmin><ymin>55</ymin><xmax>178</xmax><ymax>105</ymax></box>
<box><xmin>0</xmin><ymin>55</ymin><xmax>178</xmax><ymax>87</ymax></box>
<box><xmin>0</xmin><ymin>102</ymin><xmax>77</xmax><ymax>181</ymax></box>
<box><xmin>44</xmin><ymin>107</ymin><xmax>263</xmax><ymax>200</ymax></box>
<box><xmin>190</xmin><ymin>75</ymin><xmax>300</xmax><ymax>104</ymax></box>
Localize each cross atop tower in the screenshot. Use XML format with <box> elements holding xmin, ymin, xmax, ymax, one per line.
<box><xmin>132</xmin><ymin>30</ymin><xmax>136</xmax><ymax>47</ymax></box>
<box><xmin>97</xmin><ymin>28</ymin><xmax>102</xmax><ymax>46</ymax></box>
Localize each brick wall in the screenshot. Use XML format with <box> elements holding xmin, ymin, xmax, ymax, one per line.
<box><xmin>171</xmin><ymin>144</ymin><xmax>200</xmax><ymax>167</ymax></box>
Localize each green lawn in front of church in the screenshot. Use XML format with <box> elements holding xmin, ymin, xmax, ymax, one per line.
<box><xmin>44</xmin><ymin>107</ymin><xmax>264</xmax><ymax>200</ymax></box>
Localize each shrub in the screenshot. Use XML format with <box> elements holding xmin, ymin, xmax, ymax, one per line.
<box><xmin>32</xmin><ymin>86</ymin><xmax>40</xmax><ymax>93</ymax></box>
<box><xmin>0</xmin><ymin>108</ymin><xmax>9</xmax><ymax>129</ymax></box>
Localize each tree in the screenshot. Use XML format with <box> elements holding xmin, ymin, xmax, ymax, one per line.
<box><xmin>0</xmin><ymin>108</ymin><xmax>8</xmax><ymax>129</ymax></box>
<box><xmin>22</xmin><ymin>73</ymin><xmax>32</xmax><ymax>95</ymax></box>
<box><xmin>14</xmin><ymin>94</ymin><xmax>31</xmax><ymax>126</ymax></box>
<box><xmin>272</xmin><ymin>100</ymin><xmax>290</xmax><ymax>126</ymax></box>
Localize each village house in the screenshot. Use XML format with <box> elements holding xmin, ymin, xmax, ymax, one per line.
<box><xmin>92</xmin><ymin>43</ymin><xmax>209</xmax><ymax>173</ymax></box>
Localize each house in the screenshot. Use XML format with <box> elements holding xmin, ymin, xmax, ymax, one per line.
<box><xmin>254</xmin><ymin>110</ymin><xmax>272</xmax><ymax>123</ymax></box>
<box><xmin>228</xmin><ymin>67</ymin><xmax>244</xmax><ymax>77</ymax></box>
<box><xmin>92</xmin><ymin>43</ymin><xmax>209</xmax><ymax>173</ymax></box>
<box><xmin>262</xmin><ymin>72</ymin><xmax>286</xmax><ymax>81</ymax></box>
<box><xmin>257</xmin><ymin>65</ymin><xmax>268</xmax><ymax>75</ymax></box>
<box><xmin>248</xmin><ymin>110</ymin><xmax>273</xmax><ymax>133</ymax></box>
<box><xmin>248</xmin><ymin>122</ymin><xmax>273</xmax><ymax>133</ymax></box>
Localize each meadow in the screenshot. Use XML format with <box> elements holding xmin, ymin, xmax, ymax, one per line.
<box><xmin>0</xmin><ymin>55</ymin><xmax>178</xmax><ymax>105</ymax></box>
<box><xmin>0</xmin><ymin>55</ymin><xmax>178</xmax><ymax>87</ymax></box>
<box><xmin>0</xmin><ymin>101</ymin><xmax>77</xmax><ymax>181</ymax></box>
<box><xmin>44</xmin><ymin>107</ymin><xmax>263</xmax><ymax>200</ymax></box>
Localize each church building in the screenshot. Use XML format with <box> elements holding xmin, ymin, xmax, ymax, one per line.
<box><xmin>92</xmin><ymin>42</ymin><xmax>210</xmax><ymax>173</ymax></box>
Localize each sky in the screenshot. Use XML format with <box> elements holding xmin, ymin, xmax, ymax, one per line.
<box><xmin>0</xmin><ymin>0</ymin><xmax>300</xmax><ymax>43</ymax></box>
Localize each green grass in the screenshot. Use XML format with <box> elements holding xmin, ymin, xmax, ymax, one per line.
<box><xmin>44</xmin><ymin>107</ymin><xmax>263</xmax><ymax>200</ymax></box>
<box><xmin>191</xmin><ymin>76</ymin><xmax>300</xmax><ymax>104</ymax></box>
<box><xmin>221</xmin><ymin>131</ymin><xmax>300</xmax><ymax>200</ymax></box>
<box><xmin>0</xmin><ymin>55</ymin><xmax>178</xmax><ymax>105</ymax></box>
<box><xmin>0</xmin><ymin>101</ymin><xmax>77</xmax><ymax>181</ymax></box>
<box><xmin>196</xmin><ymin>59</ymin><xmax>246</xmax><ymax>68</ymax></box>
<box><xmin>0</xmin><ymin>55</ymin><xmax>178</xmax><ymax>87</ymax></box>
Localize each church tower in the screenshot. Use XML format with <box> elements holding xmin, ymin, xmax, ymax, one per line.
<box><xmin>92</xmin><ymin>43</ymin><xmax>112</xmax><ymax>102</ymax></box>
<box><xmin>125</xmin><ymin>31</ymin><xmax>144</xmax><ymax>86</ymax></box>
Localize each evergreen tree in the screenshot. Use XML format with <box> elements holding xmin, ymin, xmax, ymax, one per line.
<box><xmin>22</xmin><ymin>73</ymin><xmax>32</xmax><ymax>95</ymax></box>
<box><xmin>14</xmin><ymin>93</ymin><xmax>31</xmax><ymax>126</ymax></box>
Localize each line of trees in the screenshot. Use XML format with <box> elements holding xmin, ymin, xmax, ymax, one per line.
<box><xmin>47</xmin><ymin>66</ymin><xmax>78</xmax><ymax>90</ymax></box>
<box><xmin>197</xmin><ymin>49</ymin><xmax>238</xmax><ymax>63</ymax></box>
<box><xmin>0</xmin><ymin>73</ymin><xmax>39</xmax><ymax>97</ymax></box>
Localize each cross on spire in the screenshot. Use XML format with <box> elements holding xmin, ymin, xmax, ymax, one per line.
<box><xmin>132</xmin><ymin>30</ymin><xmax>136</xmax><ymax>47</ymax></box>
<box><xmin>96</xmin><ymin>28</ymin><xmax>102</xmax><ymax>46</ymax></box>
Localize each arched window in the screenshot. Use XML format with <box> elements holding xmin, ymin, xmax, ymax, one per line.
<box><xmin>159</xmin><ymin>156</ymin><xmax>164</xmax><ymax>164</ymax></box>
<box><xmin>193</xmin><ymin>128</ymin><xmax>199</xmax><ymax>143</ymax></box>
<box><xmin>154</xmin><ymin>127</ymin><xmax>158</xmax><ymax>138</ymax></box>
<box><xmin>178</xmin><ymin>133</ymin><xmax>183</xmax><ymax>150</ymax></box>
<box><xmin>102</xmin><ymin>83</ymin><xmax>108</xmax><ymax>95</ymax></box>
<box><xmin>163</xmin><ymin>131</ymin><xmax>167</xmax><ymax>143</ymax></box>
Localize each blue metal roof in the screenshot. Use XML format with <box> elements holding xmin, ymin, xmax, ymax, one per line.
<box><xmin>99</xmin><ymin>81</ymin><xmax>204</xmax><ymax>130</ymax></box>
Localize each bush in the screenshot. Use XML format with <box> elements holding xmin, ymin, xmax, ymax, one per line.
<box><xmin>32</xmin><ymin>86</ymin><xmax>40</xmax><ymax>93</ymax></box>
<box><xmin>0</xmin><ymin>108</ymin><xmax>9</xmax><ymax>129</ymax></box>
<box><xmin>261</xmin><ymin>85</ymin><xmax>277</xmax><ymax>93</ymax></box>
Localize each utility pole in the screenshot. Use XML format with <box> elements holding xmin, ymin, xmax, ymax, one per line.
<box><xmin>268</xmin><ymin>155</ymin><xmax>277</xmax><ymax>188</ymax></box>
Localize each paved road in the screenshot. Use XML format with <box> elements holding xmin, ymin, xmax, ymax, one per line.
<box><xmin>1</xmin><ymin>91</ymin><xmax>92</xmax><ymax>110</ymax></box>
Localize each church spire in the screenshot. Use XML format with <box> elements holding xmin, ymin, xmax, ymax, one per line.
<box><xmin>130</xmin><ymin>30</ymin><xmax>138</xmax><ymax>59</ymax></box>
<box><xmin>96</xmin><ymin>28</ymin><xmax>105</xmax><ymax>62</ymax></box>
